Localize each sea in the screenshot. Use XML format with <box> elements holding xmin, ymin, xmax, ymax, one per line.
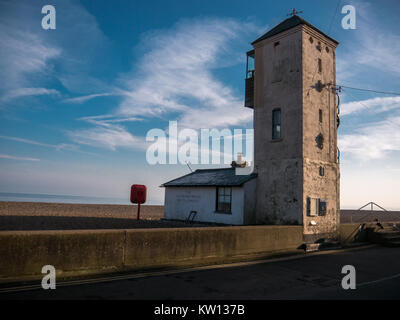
<box><xmin>0</xmin><ymin>192</ymin><xmax>135</xmax><ymax>205</ymax></box>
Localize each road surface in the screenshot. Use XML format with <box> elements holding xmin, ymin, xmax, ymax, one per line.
<box><xmin>1</xmin><ymin>245</ymin><xmax>400</xmax><ymax>300</ymax></box>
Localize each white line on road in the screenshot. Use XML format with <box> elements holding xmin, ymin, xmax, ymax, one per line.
<box><xmin>358</xmin><ymin>273</ymin><xmax>400</xmax><ymax>287</ymax></box>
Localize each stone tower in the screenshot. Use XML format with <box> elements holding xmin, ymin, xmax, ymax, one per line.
<box><xmin>245</xmin><ymin>15</ymin><xmax>340</xmax><ymax>241</ymax></box>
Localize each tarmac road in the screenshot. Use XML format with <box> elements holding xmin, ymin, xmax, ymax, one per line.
<box><xmin>1</xmin><ymin>245</ymin><xmax>400</xmax><ymax>300</ymax></box>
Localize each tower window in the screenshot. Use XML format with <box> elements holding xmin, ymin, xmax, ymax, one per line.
<box><xmin>246</xmin><ymin>50</ymin><xmax>255</xmax><ymax>79</ymax></box>
<box><xmin>307</xmin><ymin>198</ymin><xmax>318</xmax><ymax>216</ymax></box>
<box><xmin>318</xmin><ymin>58</ymin><xmax>322</xmax><ymax>73</ymax></box>
<box><xmin>319</xmin><ymin>199</ymin><xmax>327</xmax><ymax>216</ymax></box>
<box><xmin>307</xmin><ymin>197</ymin><xmax>327</xmax><ymax>216</ymax></box>
<box><xmin>272</xmin><ymin>109</ymin><xmax>281</xmax><ymax>140</ymax></box>
<box><xmin>309</xmin><ymin>36</ymin><xmax>313</xmax><ymax>43</ymax></box>
<box><xmin>319</xmin><ymin>109</ymin><xmax>323</xmax><ymax>123</ymax></box>
<box><xmin>245</xmin><ymin>50</ymin><xmax>255</xmax><ymax>108</ymax></box>
<box><xmin>319</xmin><ymin>166</ymin><xmax>325</xmax><ymax>176</ymax></box>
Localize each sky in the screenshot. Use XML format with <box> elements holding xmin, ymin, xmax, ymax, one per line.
<box><xmin>0</xmin><ymin>0</ymin><xmax>400</xmax><ymax>209</ymax></box>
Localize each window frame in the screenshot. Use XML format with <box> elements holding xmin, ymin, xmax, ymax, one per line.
<box><xmin>215</xmin><ymin>186</ymin><xmax>232</xmax><ymax>214</ymax></box>
<box><xmin>307</xmin><ymin>197</ymin><xmax>327</xmax><ymax>216</ymax></box>
<box><xmin>272</xmin><ymin>108</ymin><xmax>282</xmax><ymax>140</ymax></box>
<box><xmin>246</xmin><ymin>50</ymin><xmax>255</xmax><ymax>79</ymax></box>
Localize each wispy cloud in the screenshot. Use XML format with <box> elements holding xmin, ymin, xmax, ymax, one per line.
<box><xmin>69</xmin><ymin>18</ymin><xmax>257</xmax><ymax>151</ymax></box>
<box><xmin>0</xmin><ymin>21</ymin><xmax>61</xmax><ymax>91</ymax></box>
<box><xmin>341</xmin><ymin>96</ymin><xmax>400</xmax><ymax>116</ymax></box>
<box><xmin>68</xmin><ymin>125</ymin><xmax>143</xmax><ymax>151</ymax></box>
<box><xmin>1</xmin><ymin>87</ymin><xmax>60</xmax><ymax>102</ymax></box>
<box><xmin>356</xmin><ymin>32</ymin><xmax>400</xmax><ymax>77</ymax></box>
<box><xmin>117</xmin><ymin>18</ymin><xmax>255</xmax><ymax>128</ymax></box>
<box><xmin>63</xmin><ymin>93</ymin><xmax>115</xmax><ymax>104</ymax></box>
<box><xmin>337</xmin><ymin>1</ymin><xmax>400</xmax><ymax>82</ymax></box>
<box><xmin>78</xmin><ymin>114</ymin><xmax>143</xmax><ymax>125</ymax></box>
<box><xmin>0</xmin><ymin>154</ymin><xmax>40</xmax><ymax>161</ymax></box>
<box><xmin>339</xmin><ymin>116</ymin><xmax>400</xmax><ymax>160</ymax></box>
<box><xmin>0</xmin><ymin>0</ymin><xmax>110</xmax><ymax>100</ymax></box>
<box><xmin>68</xmin><ymin>114</ymin><xmax>146</xmax><ymax>150</ymax></box>
<box><xmin>0</xmin><ymin>135</ymin><xmax>55</xmax><ymax>147</ymax></box>
<box><xmin>0</xmin><ymin>135</ymin><xmax>96</xmax><ymax>155</ymax></box>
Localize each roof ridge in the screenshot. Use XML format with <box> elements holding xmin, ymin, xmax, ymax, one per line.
<box><xmin>194</xmin><ymin>167</ymin><xmax>234</xmax><ymax>172</ymax></box>
<box><xmin>252</xmin><ymin>14</ymin><xmax>338</xmax><ymax>45</ymax></box>
<box><xmin>162</xmin><ymin>167</ymin><xmax>256</xmax><ymax>187</ymax></box>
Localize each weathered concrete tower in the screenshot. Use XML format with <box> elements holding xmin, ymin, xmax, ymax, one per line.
<box><xmin>245</xmin><ymin>15</ymin><xmax>340</xmax><ymax>241</ymax></box>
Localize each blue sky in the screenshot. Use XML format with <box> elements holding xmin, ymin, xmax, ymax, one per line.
<box><xmin>1</xmin><ymin>0</ymin><xmax>400</xmax><ymax>208</ymax></box>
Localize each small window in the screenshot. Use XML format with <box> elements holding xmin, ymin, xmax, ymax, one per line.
<box><xmin>309</xmin><ymin>36</ymin><xmax>313</xmax><ymax>43</ymax></box>
<box><xmin>325</xmin><ymin>46</ymin><xmax>330</xmax><ymax>53</ymax></box>
<box><xmin>319</xmin><ymin>166</ymin><xmax>325</xmax><ymax>176</ymax></box>
<box><xmin>272</xmin><ymin>109</ymin><xmax>281</xmax><ymax>140</ymax></box>
<box><xmin>318</xmin><ymin>58</ymin><xmax>322</xmax><ymax>73</ymax></box>
<box><xmin>307</xmin><ymin>197</ymin><xmax>318</xmax><ymax>216</ymax></box>
<box><xmin>319</xmin><ymin>199</ymin><xmax>327</xmax><ymax>216</ymax></box>
<box><xmin>315</xmin><ymin>133</ymin><xmax>324</xmax><ymax>149</ymax></box>
<box><xmin>307</xmin><ymin>197</ymin><xmax>327</xmax><ymax>216</ymax></box>
<box><xmin>319</xmin><ymin>109</ymin><xmax>323</xmax><ymax>123</ymax></box>
<box><xmin>246</xmin><ymin>50</ymin><xmax>255</xmax><ymax>79</ymax></box>
<box><xmin>216</xmin><ymin>187</ymin><xmax>232</xmax><ymax>213</ymax></box>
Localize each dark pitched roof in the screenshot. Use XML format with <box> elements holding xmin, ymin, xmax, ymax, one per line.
<box><xmin>252</xmin><ymin>15</ymin><xmax>338</xmax><ymax>45</ymax></box>
<box><xmin>162</xmin><ymin>168</ymin><xmax>257</xmax><ymax>187</ymax></box>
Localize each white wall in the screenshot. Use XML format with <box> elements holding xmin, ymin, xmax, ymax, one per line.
<box><xmin>164</xmin><ymin>186</ymin><xmax>245</xmax><ymax>225</ymax></box>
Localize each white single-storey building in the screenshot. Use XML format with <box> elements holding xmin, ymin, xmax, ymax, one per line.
<box><xmin>162</xmin><ymin>168</ymin><xmax>257</xmax><ymax>225</ymax></box>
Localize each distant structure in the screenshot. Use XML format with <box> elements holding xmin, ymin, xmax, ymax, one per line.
<box><xmin>163</xmin><ymin>14</ymin><xmax>340</xmax><ymax>241</ymax></box>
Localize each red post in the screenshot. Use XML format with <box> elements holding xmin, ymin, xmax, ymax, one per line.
<box><xmin>130</xmin><ymin>184</ymin><xmax>146</xmax><ymax>220</ymax></box>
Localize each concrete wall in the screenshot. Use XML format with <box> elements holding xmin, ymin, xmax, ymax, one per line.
<box><xmin>0</xmin><ymin>230</ymin><xmax>125</xmax><ymax>282</ymax></box>
<box><xmin>164</xmin><ymin>183</ymin><xmax>256</xmax><ymax>225</ymax></box>
<box><xmin>0</xmin><ymin>226</ymin><xmax>303</xmax><ymax>283</ymax></box>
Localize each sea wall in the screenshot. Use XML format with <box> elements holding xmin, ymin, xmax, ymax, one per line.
<box><xmin>0</xmin><ymin>226</ymin><xmax>303</xmax><ymax>283</ymax></box>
